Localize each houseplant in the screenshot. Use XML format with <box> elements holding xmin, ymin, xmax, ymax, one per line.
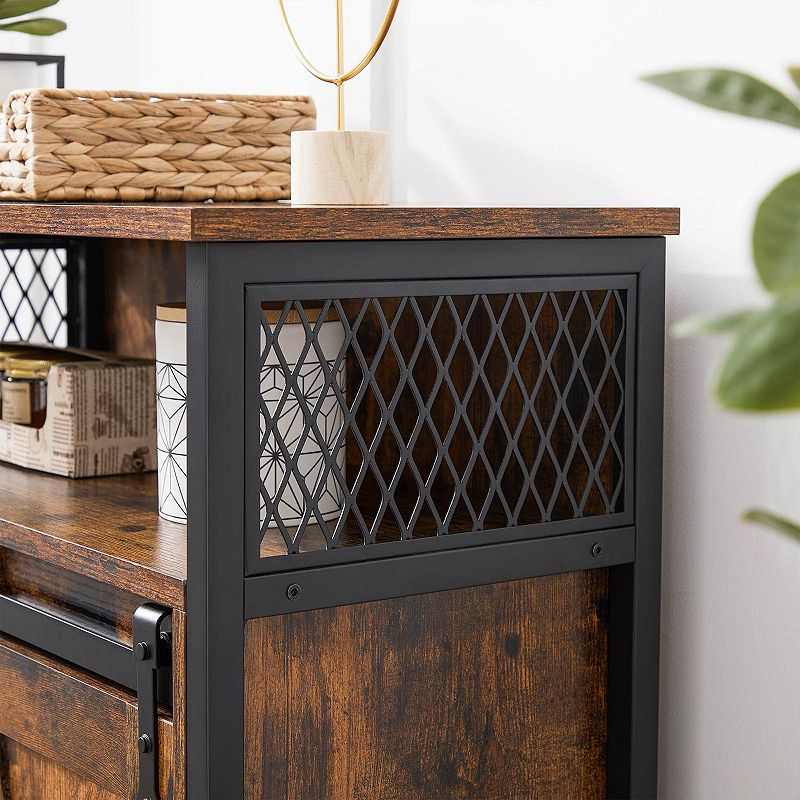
<box><xmin>0</xmin><ymin>0</ymin><xmax>65</xmax><ymax>35</ymax></box>
<box><xmin>644</xmin><ymin>67</ymin><xmax>800</xmax><ymax>539</ymax></box>
<box><xmin>0</xmin><ymin>0</ymin><xmax>66</xmax><ymax>98</ymax></box>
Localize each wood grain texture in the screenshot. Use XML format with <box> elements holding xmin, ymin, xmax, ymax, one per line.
<box><xmin>97</xmin><ymin>239</ymin><xmax>186</xmax><ymax>357</ymax></box>
<box><xmin>291</xmin><ymin>132</ymin><xmax>390</xmax><ymax>205</ymax></box>
<box><xmin>0</xmin><ymin>203</ymin><xmax>192</xmax><ymax>240</ymax></box>
<box><xmin>0</xmin><ymin>202</ymin><xmax>680</xmax><ymax>242</ymax></box>
<box><xmin>172</xmin><ymin>610</ymin><xmax>187</xmax><ymax>800</ymax></box>
<box><xmin>0</xmin><ymin>738</ymin><xmax>121</xmax><ymax>800</ymax></box>
<box><xmin>0</xmin><ymin>635</ymin><xmax>174</xmax><ymax>798</ymax></box>
<box><xmin>0</xmin><ymin>465</ymin><xmax>185</xmax><ymax>608</ymax></box>
<box><xmin>244</xmin><ymin>570</ymin><xmax>609</xmax><ymax>800</ymax></box>
<box><xmin>0</xmin><ymin>548</ymin><xmax>148</xmax><ymax>645</ymax></box>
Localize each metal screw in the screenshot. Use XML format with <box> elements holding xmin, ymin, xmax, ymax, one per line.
<box><xmin>286</xmin><ymin>583</ymin><xmax>301</xmax><ymax>600</ymax></box>
<box><xmin>137</xmin><ymin>733</ymin><xmax>153</xmax><ymax>754</ymax></box>
<box><xmin>160</xmin><ymin>631</ymin><xmax>172</xmax><ymax>646</ymax></box>
<box><xmin>591</xmin><ymin>542</ymin><xmax>603</xmax><ymax>558</ymax></box>
<box><xmin>134</xmin><ymin>642</ymin><xmax>150</xmax><ymax>661</ymax></box>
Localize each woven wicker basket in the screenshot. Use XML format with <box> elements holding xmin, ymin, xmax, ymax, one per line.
<box><xmin>0</xmin><ymin>89</ymin><xmax>316</xmax><ymax>201</ymax></box>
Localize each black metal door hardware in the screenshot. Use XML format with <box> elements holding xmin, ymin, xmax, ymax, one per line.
<box><xmin>0</xmin><ymin>595</ymin><xmax>172</xmax><ymax>800</ymax></box>
<box><xmin>0</xmin><ymin>592</ymin><xmax>136</xmax><ymax>687</ymax></box>
<box><xmin>133</xmin><ymin>603</ymin><xmax>173</xmax><ymax>800</ymax></box>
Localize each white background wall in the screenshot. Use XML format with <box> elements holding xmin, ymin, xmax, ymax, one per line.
<box><xmin>18</xmin><ymin>1</ymin><xmax>800</xmax><ymax>796</ymax></box>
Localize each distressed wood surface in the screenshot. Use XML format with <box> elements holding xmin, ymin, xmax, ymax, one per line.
<box><xmin>244</xmin><ymin>570</ymin><xmax>609</xmax><ymax>800</ymax></box>
<box><xmin>0</xmin><ymin>635</ymin><xmax>174</xmax><ymax>798</ymax></box>
<box><xmin>0</xmin><ymin>465</ymin><xmax>185</xmax><ymax>609</ymax></box>
<box><xmin>172</xmin><ymin>610</ymin><xmax>187</xmax><ymax>800</ymax></box>
<box><xmin>97</xmin><ymin>239</ymin><xmax>186</xmax><ymax>357</ymax></box>
<box><xmin>0</xmin><ymin>548</ymin><xmax>148</xmax><ymax>645</ymax></box>
<box><xmin>0</xmin><ymin>738</ymin><xmax>120</xmax><ymax>800</ymax></box>
<box><xmin>0</xmin><ymin>202</ymin><xmax>680</xmax><ymax>241</ymax></box>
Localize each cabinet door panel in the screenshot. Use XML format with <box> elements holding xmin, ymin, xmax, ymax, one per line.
<box><xmin>1</xmin><ymin>737</ymin><xmax>121</xmax><ymax>800</ymax></box>
<box><xmin>0</xmin><ymin>636</ymin><xmax>173</xmax><ymax>799</ymax></box>
<box><xmin>244</xmin><ymin>570</ymin><xmax>608</xmax><ymax>800</ymax></box>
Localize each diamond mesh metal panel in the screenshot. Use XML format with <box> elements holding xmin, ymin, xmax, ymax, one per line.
<box><xmin>0</xmin><ymin>245</ymin><xmax>68</xmax><ymax>345</ymax></box>
<box><xmin>258</xmin><ymin>289</ymin><xmax>627</xmax><ymax>557</ymax></box>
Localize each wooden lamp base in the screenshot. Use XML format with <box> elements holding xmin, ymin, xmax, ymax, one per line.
<box><xmin>290</xmin><ymin>130</ymin><xmax>390</xmax><ymax>205</ymax></box>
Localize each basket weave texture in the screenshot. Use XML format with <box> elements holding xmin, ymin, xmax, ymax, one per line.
<box><xmin>0</xmin><ymin>89</ymin><xmax>316</xmax><ymax>201</ymax></box>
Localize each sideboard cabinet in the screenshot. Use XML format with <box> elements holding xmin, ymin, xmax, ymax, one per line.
<box><xmin>0</xmin><ymin>203</ymin><xmax>679</xmax><ymax>800</ymax></box>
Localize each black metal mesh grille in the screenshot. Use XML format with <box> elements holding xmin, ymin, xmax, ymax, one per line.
<box><xmin>0</xmin><ymin>245</ymin><xmax>68</xmax><ymax>344</ymax></box>
<box><xmin>258</xmin><ymin>289</ymin><xmax>627</xmax><ymax>557</ymax></box>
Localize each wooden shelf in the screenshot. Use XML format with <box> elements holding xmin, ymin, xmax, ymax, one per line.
<box><xmin>0</xmin><ymin>465</ymin><xmax>185</xmax><ymax>608</ymax></box>
<box><xmin>0</xmin><ymin>202</ymin><xmax>680</xmax><ymax>242</ymax></box>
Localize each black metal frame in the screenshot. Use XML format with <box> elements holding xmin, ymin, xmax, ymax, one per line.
<box><xmin>187</xmin><ymin>236</ymin><xmax>665</xmax><ymax>799</ymax></box>
<box><xmin>0</xmin><ymin>52</ymin><xmax>64</xmax><ymax>88</ymax></box>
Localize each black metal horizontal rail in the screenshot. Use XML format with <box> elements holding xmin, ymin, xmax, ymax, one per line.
<box><xmin>0</xmin><ymin>592</ymin><xmax>136</xmax><ymax>690</ymax></box>
<box><xmin>244</xmin><ymin>525</ymin><xmax>635</xmax><ymax>618</ymax></box>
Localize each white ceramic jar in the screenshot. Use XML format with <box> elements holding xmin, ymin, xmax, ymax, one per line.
<box><xmin>155</xmin><ymin>303</ymin><xmax>188</xmax><ymax>524</ymax></box>
<box><xmin>155</xmin><ymin>302</ymin><xmax>346</xmax><ymax>535</ymax></box>
<box><xmin>260</xmin><ymin>305</ymin><xmax>346</xmax><ymax>537</ymax></box>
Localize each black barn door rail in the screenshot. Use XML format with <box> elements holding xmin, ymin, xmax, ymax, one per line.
<box><xmin>0</xmin><ymin>594</ymin><xmax>172</xmax><ymax>800</ymax></box>
<box><xmin>0</xmin><ymin>592</ymin><xmax>136</xmax><ymax>688</ymax></box>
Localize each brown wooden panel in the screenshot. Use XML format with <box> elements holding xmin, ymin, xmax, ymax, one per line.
<box><xmin>172</xmin><ymin>609</ymin><xmax>187</xmax><ymax>800</ymax></box>
<box><xmin>0</xmin><ymin>202</ymin><xmax>680</xmax><ymax>242</ymax></box>
<box><xmin>0</xmin><ymin>548</ymin><xmax>147</xmax><ymax>645</ymax></box>
<box><xmin>97</xmin><ymin>239</ymin><xmax>186</xmax><ymax>358</ymax></box>
<box><xmin>244</xmin><ymin>570</ymin><xmax>609</xmax><ymax>800</ymax></box>
<box><xmin>0</xmin><ymin>635</ymin><xmax>174</xmax><ymax>799</ymax></box>
<box><xmin>0</xmin><ymin>466</ymin><xmax>185</xmax><ymax>609</ymax></box>
<box><xmin>0</xmin><ymin>737</ymin><xmax>121</xmax><ymax>800</ymax></box>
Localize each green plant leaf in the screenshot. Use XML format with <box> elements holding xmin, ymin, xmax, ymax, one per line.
<box><xmin>0</xmin><ymin>0</ymin><xmax>59</xmax><ymax>21</ymax></box>
<box><xmin>642</xmin><ymin>68</ymin><xmax>800</xmax><ymax>130</ymax></box>
<box><xmin>744</xmin><ymin>508</ymin><xmax>800</xmax><ymax>542</ymax></box>
<box><xmin>789</xmin><ymin>67</ymin><xmax>800</xmax><ymax>93</ymax></box>
<box><xmin>673</xmin><ymin>309</ymin><xmax>760</xmax><ymax>338</ymax></box>
<box><xmin>753</xmin><ymin>172</ymin><xmax>800</xmax><ymax>294</ymax></box>
<box><xmin>0</xmin><ymin>16</ymin><xmax>65</xmax><ymax>34</ymax></box>
<box><xmin>715</xmin><ymin>291</ymin><xmax>800</xmax><ymax>410</ymax></box>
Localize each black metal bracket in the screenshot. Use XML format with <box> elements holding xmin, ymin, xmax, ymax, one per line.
<box><xmin>133</xmin><ymin>603</ymin><xmax>172</xmax><ymax>800</ymax></box>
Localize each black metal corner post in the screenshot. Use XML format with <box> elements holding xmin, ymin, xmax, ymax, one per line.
<box><xmin>186</xmin><ymin>242</ymin><xmax>246</xmax><ymax>799</ymax></box>
<box><xmin>606</xmin><ymin>238</ymin><xmax>666</xmax><ymax>799</ymax></box>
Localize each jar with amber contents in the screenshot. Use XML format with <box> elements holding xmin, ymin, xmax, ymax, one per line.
<box><xmin>2</xmin><ymin>356</ymin><xmax>67</xmax><ymax>428</ymax></box>
<box><xmin>0</xmin><ymin>348</ymin><xmax>30</xmax><ymax>415</ymax></box>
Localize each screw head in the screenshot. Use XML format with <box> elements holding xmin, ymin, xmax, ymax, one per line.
<box><xmin>137</xmin><ymin>733</ymin><xmax>153</xmax><ymax>754</ymax></box>
<box><xmin>286</xmin><ymin>583</ymin><xmax>301</xmax><ymax>601</ymax></box>
<box><xmin>160</xmin><ymin>631</ymin><xmax>172</xmax><ymax>645</ymax></box>
<box><xmin>591</xmin><ymin>542</ymin><xmax>603</xmax><ymax>558</ymax></box>
<box><xmin>134</xmin><ymin>642</ymin><xmax>150</xmax><ymax>661</ymax></box>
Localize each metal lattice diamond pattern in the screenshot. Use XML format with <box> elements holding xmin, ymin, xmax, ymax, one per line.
<box><xmin>259</xmin><ymin>290</ymin><xmax>627</xmax><ymax>556</ymax></box>
<box><xmin>0</xmin><ymin>246</ymin><xmax>68</xmax><ymax>344</ymax></box>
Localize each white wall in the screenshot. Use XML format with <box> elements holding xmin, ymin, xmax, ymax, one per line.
<box><xmin>27</xmin><ymin>1</ymin><xmax>800</xmax><ymax>796</ymax></box>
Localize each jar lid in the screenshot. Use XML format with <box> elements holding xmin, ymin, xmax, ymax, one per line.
<box><xmin>156</xmin><ymin>302</ymin><xmax>187</xmax><ymax>323</ymax></box>
<box><xmin>0</xmin><ymin>350</ymin><xmax>31</xmax><ymax>371</ymax></box>
<box><xmin>261</xmin><ymin>302</ymin><xmax>340</xmax><ymax>324</ymax></box>
<box><xmin>5</xmin><ymin>355</ymin><xmax>70</xmax><ymax>380</ymax></box>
